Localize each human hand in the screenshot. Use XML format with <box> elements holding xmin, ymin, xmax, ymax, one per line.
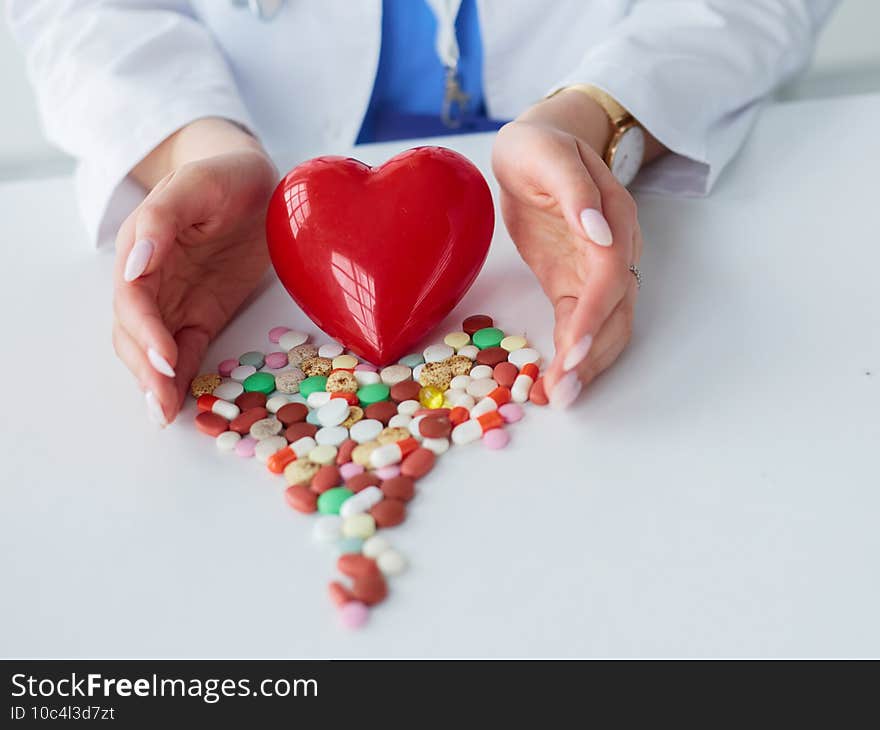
<box><xmin>492</xmin><ymin>91</ymin><xmax>650</xmax><ymax>408</ymax></box>
<box><xmin>113</xmin><ymin>146</ymin><xmax>278</xmax><ymax>426</ymax></box>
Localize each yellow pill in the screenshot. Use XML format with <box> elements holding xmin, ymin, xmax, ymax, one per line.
<box><xmin>419</xmin><ymin>386</ymin><xmax>445</xmax><ymax>409</ymax></box>
<box><xmin>500</xmin><ymin>335</ymin><xmax>528</xmax><ymax>352</ymax></box>
<box><xmin>342</xmin><ymin>513</ymin><xmax>376</xmax><ymax>539</ymax></box>
<box><xmin>308</xmin><ymin>444</ymin><xmax>338</xmax><ymax>465</ymax></box>
<box><xmin>332</xmin><ymin>354</ymin><xmax>359</xmax><ymax>370</ymax></box>
<box><xmin>444</xmin><ymin>331</ymin><xmax>471</xmax><ymax>350</ymax></box>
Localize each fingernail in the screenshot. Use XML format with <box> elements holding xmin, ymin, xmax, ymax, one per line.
<box><xmin>549</xmin><ymin>371</ymin><xmax>582</xmax><ymax>410</ymax></box>
<box><xmin>145</xmin><ymin>390</ymin><xmax>168</xmax><ymax>427</ymax></box>
<box><xmin>562</xmin><ymin>334</ymin><xmax>593</xmax><ymax>372</ymax></box>
<box><xmin>147</xmin><ymin>347</ymin><xmax>176</xmax><ymax>377</ymax></box>
<box><xmin>124</xmin><ymin>238</ymin><xmax>154</xmax><ymax>282</ymax></box>
<box><xmin>580</xmin><ymin>208</ymin><xmax>613</xmax><ymax>247</ymax></box>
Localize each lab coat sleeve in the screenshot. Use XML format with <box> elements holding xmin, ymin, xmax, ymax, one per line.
<box><xmin>548</xmin><ymin>0</ymin><xmax>838</xmax><ymax>195</ymax></box>
<box><xmin>6</xmin><ymin>0</ymin><xmax>255</xmax><ymax>246</ymax></box>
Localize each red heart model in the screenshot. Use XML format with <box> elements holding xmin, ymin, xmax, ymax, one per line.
<box><xmin>266</xmin><ymin>146</ymin><xmax>494</xmax><ymax>365</ymax></box>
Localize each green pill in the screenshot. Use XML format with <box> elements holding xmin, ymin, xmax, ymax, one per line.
<box><xmin>242</xmin><ymin>371</ymin><xmax>275</xmax><ymax>394</ymax></box>
<box><xmin>238</xmin><ymin>350</ymin><xmax>265</xmax><ymax>369</ymax></box>
<box><xmin>357</xmin><ymin>382</ymin><xmax>391</xmax><ymax>405</ymax></box>
<box><xmin>472</xmin><ymin>327</ymin><xmax>505</xmax><ymax>349</ymax></box>
<box><xmin>317</xmin><ymin>487</ymin><xmax>353</xmax><ymax>515</ymax></box>
<box><xmin>299</xmin><ymin>375</ymin><xmax>328</xmax><ymax>397</ymax></box>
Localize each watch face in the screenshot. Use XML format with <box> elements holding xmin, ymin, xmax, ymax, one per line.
<box><xmin>610</xmin><ymin>126</ymin><xmax>645</xmax><ymax>187</ymax></box>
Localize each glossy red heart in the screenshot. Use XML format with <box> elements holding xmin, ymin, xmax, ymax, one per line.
<box><xmin>266</xmin><ymin>147</ymin><xmax>494</xmax><ymax>365</ymax></box>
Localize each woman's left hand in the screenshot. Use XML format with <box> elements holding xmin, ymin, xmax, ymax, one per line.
<box><xmin>491</xmin><ymin>91</ymin><xmax>645</xmax><ymax>408</ymax></box>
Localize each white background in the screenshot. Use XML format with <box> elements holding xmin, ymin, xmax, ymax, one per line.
<box><xmin>2</xmin><ymin>0</ymin><xmax>880</xmax><ymax>179</ymax></box>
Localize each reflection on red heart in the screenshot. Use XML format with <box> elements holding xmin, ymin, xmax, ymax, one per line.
<box><xmin>266</xmin><ymin>147</ymin><xmax>494</xmax><ymax>365</ymax></box>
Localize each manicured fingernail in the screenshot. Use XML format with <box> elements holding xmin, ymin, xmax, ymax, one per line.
<box><xmin>562</xmin><ymin>334</ymin><xmax>593</xmax><ymax>372</ymax></box>
<box><xmin>147</xmin><ymin>347</ymin><xmax>176</xmax><ymax>377</ymax></box>
<box><xmin>124</xmin><ymin>238</ymin><xmax>154</xmax><ymax>281</ymax></box>
<box><xmin>549</xmin><ymin>371</ymin><xmax>582</xmax><ymax>410</ymax></box>
<box><xmin>145</xmin><ymin>390</ymin><xmax>167</xmax><ymax>427</ymax></box>
<box><xmin>580</xmin><ymin>208</ymin><xmax>613</xmax><ymax>247</ymax></box>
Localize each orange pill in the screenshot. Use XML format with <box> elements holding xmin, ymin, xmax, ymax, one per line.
<box><xmin>267</xmin><ymin>447</ymin><xmax>297</xmax><ymax>474</ymax></box>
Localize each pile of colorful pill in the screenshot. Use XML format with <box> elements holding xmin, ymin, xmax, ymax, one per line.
<box><xmin>189</xmin><ymin>314</ymin><xmax>548</xmax><ymax>629</ymax></box>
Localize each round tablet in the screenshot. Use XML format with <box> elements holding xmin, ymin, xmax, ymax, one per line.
<box><xmin>423</xmin><ymin>344</ymin><xmax>454</xmax><ymax>362</ymax></box>
<box><xmin>230</xmin><ymin>365</ymin><xmax>256</xmax><ymax>382</ymax></box>
<box><xmin>264</xmin><ymin>351</ymin><xmax>289</xmax><ymax>369</ymax></box>
<box><xmin>507</xmin><ymin>347</ymin><xmax>541</xmax><ymax>368</ymax></box>
<box><xmin>239</xmin><ymin>350</ymin><xmax>265</xmax><ymax>369</ymax></box>
<box><xmin>349</xmin><ymin>419</ymin><xmax>383</xmax><ymax>444</ymax></box>
<box><xmin>443</xmin><ymin>331</ymin><xmax>471</xmax><ymax>350</ymax></box>
<box><xmin>213</xmin><ymin>380</ymin><xmax>244</xmax><ymax>402</ymax></box>
<box><xmin>279</xmin><ymin>330</ymin><xmax>308</xmax><ymax>350</ymax></box>
<box><xmin>472</xmin><ymin>327</ymin><xmax>504</xmax><ymax>349</ymax></box>
<box><xmin>317</xmin><ymin>398</ymin><xmax>350</xmax><ymax>427</ymax></box>
<box><xmin>243</xmin><ymin>372</ymin><xmax>275</xmax><ymax>394</ymax></box>
<box><xmin>500</xmin><ymin>335</ymin><xmax>527</xmax><ymax>352</ymax></box>
<box><xmin>333</xmin><ymin>354</ymin><xmax>359</xmax><ymax>370</ymax></box>
<box><xmin>215</xmin><ymin>431</ymin><xmax>241</xmax><ymax>452</ymax></box>
<box><xmin>398</xmin><ymin>353</ymin><xmax>425</xmax><ymax>368</ymax></box>
<box><xmin>309</xmin><ymin>443</ymin><xmax>338</xmax><ymax>466</ymax></box>
<box><xmin>299</xmin><ymin>375</ymin><xmax>328</xmax><ymax>397</ymax></box>
<box><xmin>316</xmin><ymin>425</ymin><xmax>349</xmax><ymax>447</ymax></box>
<box><xmin>357</xmin><ymin>383</ymin><xmax>390</xmax><ymax>406</ymax></box>
<box><xmin>268</xmin><ymin>326</ymin><xmax>291</xmax><ymax>343</ymax></box>
<box><xmin>217</xmin><ymin>358</ymin><xmax>239</xmax><ymax>377</ymax></box>
<box><xmin>380</xmin><ymin>364</ymin><xmax>411</xmax><ymax>386</ymax></box>
<box><xmin>318</xmin><ymin>342</ymin><xmax>344</xmax><ymax>358</ymax></box>
<box><xmin>355</xmin><ymin>370</ymin><xmax>381</xmax><ymax>386</ymax></box>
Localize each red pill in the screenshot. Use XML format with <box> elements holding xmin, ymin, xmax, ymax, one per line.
<box><xmin>400</xmin><ymin>447</ymin><xmax>436</xmax><ymax>479</ymax></box>
<box><xmin>370</xmin><ymin>499</ymin><xmax>406</xmax><ymax>528</ymax></box>
<box><xmin>336</xmin><ymin>438</ymin><xmax>357</xmax><ymax>465</ymax></box>
<box><xmin>462</xmin><ymin>314</ymin><xmax>493</xmax><ymax>336</ymax></box>
<box><xmin>230</xmin><ymin>407</ymin><xmax>268</xmax><ymax>434</ymax></box>
<box><xmin>351</xmin><ymin>574</ymin><xmax>388</xmax><ymax>606</ymax></box>
<box><xmin>328</xmin><ymin>581</ymin><xmax>354</xmax><ymax>607</ymax></box>
<box><xmin>365</xmin><ymin>400</ymin><xmax>397</xmax><ymax>425</ymax></box>
<box><xmin>337</xmin><ymin>554</ymin><xmax>380</xmax><ymax>579</ymax></box>
<box><xmin>235</xmin><ymin>391</ymin><xmax>266</xmax><ymax>411</ymax></box>
<box><xmin>476</xmin><ymin>346</ymin><xmax>508</xmax><ymax>366</ymax></box>
<box><xmin>390</xmin><ymin>379</ymin><xmax>421</xmax><ymax>403</ymax></box>
<box><xmin>276</xmin><ymin>402</ymin><xmax>308</xmax><ymax>426</ymax></box>
<box><xmin>380</xmin><ymin>475</ymin><xmax>415</xmax><ymax>502</ymax></box>
<box><xmin>449</xmin><ymin>406</ymin><xmax>470</xmax><ymax>426</ymax></box>
<box><xmin>493</xmin><ymin>361</ymin><xmax>518</xmax><ymax>388</ymax></box>
<box><xmin>311</xmin><ymin>464</ymin><xmax>342</xmax><ymax>493</ymax></box>
<box><xmin>345</xmin><ymin>472</ymin><xmax>381</xmax><ymax>493</ymax></box>
<box><xmin>529</xmin><ymin>376</ymin><xmax>549</xmax><ymax>406</ymax></box>
<box><xmin>284</xmin><ymin>422</ymin><xmax>318</xmax><ymax>442</ymax></box>
<box><xmin>331</xmin><ymin>391</ymin><xmax>359</xmax><ymax>406</ymax></box>
<box><xmin>284</xmin><ymin>484</ymin><xmax>317</xmax><ymax>513</ymax></box>
<box><xmin>195</xmin><ymin>411</ymin><xmax>228</xmax><ymax>437</ymax></box>
<box><xmin>419</xmin><ymin>415</ymin><xmax>451</xmax><ymax>439</ymax></box>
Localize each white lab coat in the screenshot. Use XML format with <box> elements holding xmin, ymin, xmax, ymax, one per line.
<box><xmin>7</xmin><ymin>0</ymin><xmax>836</xmax><ymax>246</ymax></box>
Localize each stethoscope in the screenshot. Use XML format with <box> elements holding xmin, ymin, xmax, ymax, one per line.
<box><xmin>230</xmin><ymin>0</ymin><xmax>469</xmax><ymax>126</ymax></box>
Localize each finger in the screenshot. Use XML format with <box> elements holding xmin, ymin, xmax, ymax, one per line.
<box><xmin>172</xmin><ymin>326</ymin><xmax>213</xmax><ymax>409</ymax></box>
<box><xmin>112</xmin><ymin>322</ymin><xmax>178</xmax><ymax>427</ymax></box>
<box><xmin>113</xmin><ymin>281</ymin><xmax>179</xmax><ymax>379</ymax></box>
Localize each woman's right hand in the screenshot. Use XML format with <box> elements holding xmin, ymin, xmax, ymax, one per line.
<box><xmin>112</xmin><ymin>124</ymin><xmax>278</xmax><ymax>427</ymax></box>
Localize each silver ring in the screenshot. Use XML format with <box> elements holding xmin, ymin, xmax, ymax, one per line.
<box><xmin>629</xmin><ymin>264</ymin><xmax>642</xmax><ymax>289</ymax></box>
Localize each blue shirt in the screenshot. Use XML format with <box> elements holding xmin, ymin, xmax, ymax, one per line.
<box><xmin>357</xmin><ymin>0</ymin><xmax>507</xmax><ymax>144</ymax></box>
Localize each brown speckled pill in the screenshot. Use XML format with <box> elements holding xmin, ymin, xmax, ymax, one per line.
<box><xmin>390</xmin><ymin>379</ymin><xmax>421</xmax><ymax>403</ymax></box>
<box><xmin>284</xmin><ymin>422</ymin><xmax>318</xmax><ymax>442</ymax></box>
<box><xmin>190</xmin><ymin>373</ymin><xmax>222</xmax><ymax>397</ymax></box>
<box><xmin>326</xmin><ymin>370</ymin><xmax>358</xmax><ymax>393</ymax></box>
<box><xmin>380</xmin><ymin>475</ymin><xmax>415</xmax><ymax>502</ymax></box>
<box><xmin>418</xmin><ymin>361</ymin><xmax>453</xmax><ymax>390</ymax></box>
<box><xmin>365</xmin><ymin>401</ymin><xmax>397</xmax><ymax>425</ymax></box>
<box><xmin>493</xmin><ymin>361</ymin><xmax>519</xmax><ymax>388</ymax></box>
<box><xmin>529</xmin><ymin>376</ymin><xmax>548</xmax><ymax>406</ymax></box>
<box><xmin>345</xmin><ymin>472</ymin><xmax>381</xmax><ymax>493</ymax></box>
<box><xmin>336</xmin><ymin>439</ymin><xmax>357</xmax><ymax>465</ymax></box>
<box><xmin>300</xmin><ymin>356</ymin><xmax>333</xmax><ymax>377</ymax></box>
<box><xmin>287</xmin><ymin>343</ymin><xmax>318</xmax><ymax>366</ymax></box>
<box><xmin>401</xmin><ymin>447</ymin><xmax>436</xmax><ymax>479</ymax></box>
<box><xmin>337</xmin><ymin>554</ymin><xmax>380</xmax><ymax>579</ymax></box>
<box><xmin>370</xmin><ymin>499</ymin><xmax>406</xmax><ymax>528</ymax></box>
<box><xmin>444</xmin><ymin>355</ymin><xmax>473</xmax><ymax>376</ymax></box>
<box><xmin>195</xmin><ymin>411</ymin><xmax>228</xmax><ymax>436</ymax></box>
<box><xmin>419</xmin><ymin>415</ymin><xmax>451</xmax><ymax>439</ymax></box>
<box><xmin>377</xmin><ymin>426</ymin><xmax>410</xmax><ymax>444</ymax></box>
<box><xmin>284</xmin><ymin>484</ymin><xmax>317</xmax><ymax>513</ymax></box>
<box><xmin>462</xmin><ymin>314</ymin><xmax>493</xmax><ymax>336</ymax></box>
<box><xmin>311</xmin><ymin>464</ymin><xmax>342</xmax><ymax>494</ymax></box>
<box><xmin>276</xmin><ymin>402</ymin><xmax>308</xmax><ymax>426</ymax></box>
<box><xmin>476</xmin><ymin>346</ymin><xmax>508</xmax><ymax>367</ymax></box>
<box><xmin>235</xmin><ymin>391</ymin><xmax>267</xmax><ymax>411</ymax></box>
<box><xmin>230</xmin><ymin>407</ymin><xmax>268</xmax><ymax>434</ymax></box>
<box><xmin>274</xmin><ymin>369</ymin><xmax>305</xmax><ymax>394</ymax></box>
<box><xmin>351</xmin><ymin>574</ymin><xmax>387</xmax><ymax>606</ymax></box>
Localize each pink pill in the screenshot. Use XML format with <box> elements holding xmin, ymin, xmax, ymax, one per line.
<box><xmin>374</xmin><ymin>464</ymin><xmax>400</xmax><ymax>480</ymax></box>
<box><xmin>218</xmin><ymin>358</ymin><xmax>238</xmax><ymax>377</ymax></box>
<box><xmin>339</xmin><ymin>462</ymin><xmax>364</xmax><ymax>480</ymax></box>
<box><xmin>268</xmin><ymin>326</ymin><xmax>291</xmax><ymax>344</ymax></box>
<box><xmin>235</xmin><ymin>436</ymin><xmax>258</xmax><ymax>458</ymax></box>
<box><xmin>498</xmin><ymin>403</ymin><xmax>524</xmax><ymax>424</ymax></box>
<box><xmin>338</xmin><ymin>600</ymin><xmax>369</xmax><ymax>629</ymax></box>
<box><xmin>482</xmin><ymin>428</ymin><xmax>510</xmax><ymax>450</ymax></box>
<box><xmin>355</xmin><ymin>363</ymin><xmax>378</xmax><ymax>372</ymax></box>
<box><xmin>264</xmin><ymin>351</ymin><xmax>288</xmax><ymax>369</ymax></box>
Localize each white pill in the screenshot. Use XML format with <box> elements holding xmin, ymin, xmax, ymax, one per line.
<box><xmin>421</xmin><ymin>437</ymin><xmax>450</xmax><ymax>455</ymax></box>
<box><xmin>451</xmin><ymin>419</ymin><xmax>482</xmax><ymax>445</ymax></box>
<box><xmin>290</xmin><ymin>436</ymin><xmax>317</xmax><ymax>458</ymax></box>
<box><xmin>349</xmin><ymin>418</ymin><xmax>383</xmax><ymax>443</ymax></box>
<box><xmin>279</xmin><ymin>330</ymin><xmax>308</xmax><ymax>350</ymax></box>
<box><xmin>317</xmin><ymin>398</ymin><xmax>350</xmax><ymax>427</ymax></box>
<box><xmin>315</xmin><ymin>425</ymin><xmax>349</xmax><ymax>446</ymax></box>
<box><xmin>507</xmin><ymin>347</ymin><xmax>541</xmax><ymax>369</ymax></box>
<box><xmin>446</xmin><ymin>391</ymin><xmax>475</xmax><ymax>409</ymax></box>
<box><xmin>377</xmin><ymin>549</ymin><xmax>407</xmax><ymax>576</ymax></box>
<box><xmin>213</xmin><ymin>380</ymin><xmax>244</xmax><ymax>401</ymax></box>
<box><xmin>255</xmin><ymin>435</ymin><xmax>287</xmax><ymax>463</ymax></box>
<box><xmin>388</xmin><ymin>413</ymin><xmax>412</xmax><ymax>429</ymax></box>
<box><xmin>211</xmin><ymin>400</ymin><xmax>240</xmax><ymax>421</ymax></box>
<box><xmin>308</xmin><ymin>443</ymin><xmax>338</xmax><ymax>465</ymax></box>
<box><xmin>230</xmin><ymin>365</ymin><xmax>256</xmax><ymax>382</ymax></box>
<box><xmin>287</xmin><ymin>393</ymin><xmax>307</xmax><ymax>404</ymax></box>
<box><xmin>380</xmin><ymin>364</ymin><xmax>412</xmax><ymax>385</ymax></box>
<box><xmin>362</xmin><ymin>535</ymin><xmax>391</xmax><ymax>559</ymax></box>
<box><xmin>450</xmin><ymin>375</ymin><xmax>471</xmax><ymax>390</ymax></box>
<box><xmin>215</xmin><ymin>431</ymin><xmax>241</xmax><ymax>452</ymax></box>
<box><xmin>307</xmin><ymin>391</ymin><xmax>331</xmax><ymax>408</ymax></box>
<box><xmin>354</xmin><ymin>370</ymin><xmax>381</xmax><ymax>386</ymax></box>
<box><xmin>408</xmin><ymin>415</ymin><xmax>425</xmax><ymax>439</ymax></box>
<box><xmin>469</xmin><ymin>365</ymin><xmax>493</xmax><ymax>379</ymax></box>
<box><xmin>266</xmin><ymin>394</ymin><xmax>290</xmax><ymax>413</ymax></box>
<box><xmin>412</xmin><ymin>363</ymin><xmax>425</xmax><ymax>382</ymax></box>
<box><xmin>250</xmin><ymin>416</ymin><xmax>282</xmax><ymax>440</ymax></box>
<box><xmin>466</xmin><ymin>378</ymin><xmax>498</xmax><ymax>399</ymax></box>
<box><xmin>457</xmin><ymin>345</ymin><xmax>479</xmax><ymax>360</ymax></box>
<box><xmin>339</xmin><ymin>485</ymin><xmax>383</xmax><ymax>518</ymax></box>
<box><xmin>423</xmin><ymin>343</ymin><xmax>454</xmax><ymax>362</ymax></box>
<box><xmin>313</xmin><ymin>515</ymin><xmax>343</xmax><ymax>543</ymax></box>
<box><xmin>397</xmin><ymin>399</ymin><xmax>420</xmax><ymax>416</ymax></box>
<box><xmin>318</xmin><ymin>342</ymin><xmax>344</xmax><ymax>358</ymax></box>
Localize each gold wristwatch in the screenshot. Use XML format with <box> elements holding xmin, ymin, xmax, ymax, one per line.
<box><xmin>552</xmin><ymin>84</ymin><xmax>646</xmax><ymax>187</ymax></box>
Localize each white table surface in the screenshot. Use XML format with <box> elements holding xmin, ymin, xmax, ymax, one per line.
<box><xmin>1</xmin><ymin>94</ymin><xmax>878</xmax><ymax>659</ymax></box>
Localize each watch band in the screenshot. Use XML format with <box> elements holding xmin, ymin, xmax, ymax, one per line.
<box><xmin>551</xmin><ymin>84</ymin><xmax>632</xmax><ymax>127</ymax></box>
